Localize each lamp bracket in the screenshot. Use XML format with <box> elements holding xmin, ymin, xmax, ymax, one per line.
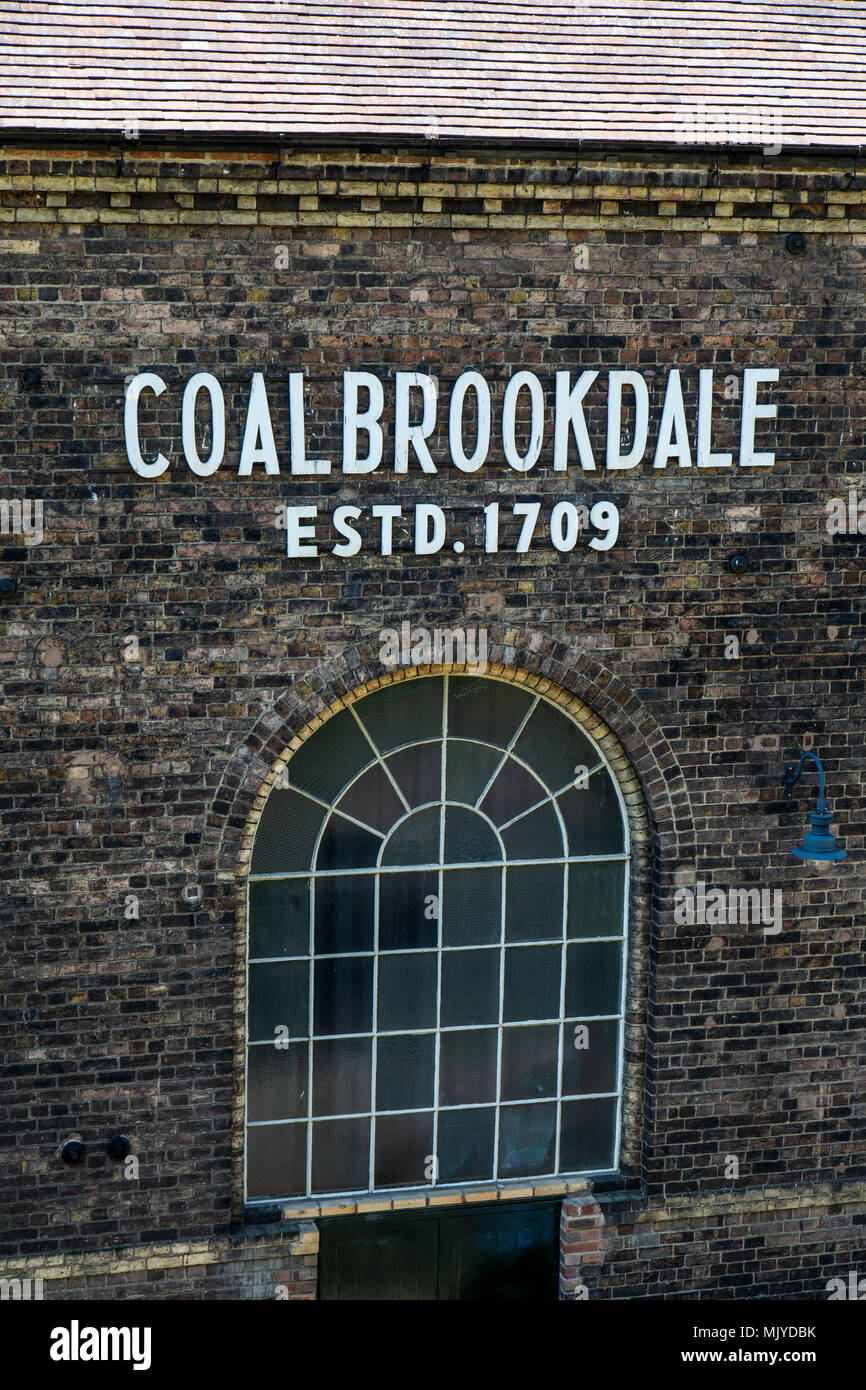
<box><xmin>783</xmin><ymin>749</ymin><xmax>827</xmax><ymax>812</ymax></box>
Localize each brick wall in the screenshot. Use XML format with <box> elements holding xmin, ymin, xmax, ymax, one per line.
<box><xmin>1</xmin><ymin>141</ymin><xmax>863</xmax><ymax>1298</ymax></box>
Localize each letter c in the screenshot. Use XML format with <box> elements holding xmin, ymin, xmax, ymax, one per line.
<box><xmin>124</xmin><ymin>372</ymin><xmax>170</xmax><ymax>478</ymax></box>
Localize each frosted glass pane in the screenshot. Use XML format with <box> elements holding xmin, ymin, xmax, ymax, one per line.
<box><xmin>337</xmin><ymin>762</ymin><xmax>404</xmax><ymax>834</ymax></box>
<box><xmin>247</xmin><ymin>1042</ymin><xmax>308</xmax><ymax>1123</ymax></box>
<box><xmin>386</xmin><ymin>742</ymin><xmax>441</xmax><ymax>808</ymax></box>
<box><xmin>440</xmin><ymin>948</ymin><xmax>499</xmax><ymax>1027</ymax></box>
<box><xmin>512</xmin><ymin>700</ymin><xmax>598</xmax><ymax>794</ymax></box>
<box><xmin>447</xmin><ymin>676</ymin><xmax>533</xmax><ymax>746</ymax></box>
<box><xmin>443</xmin><ymin>806</ymin><xmax>501</xmax><ymax>864</ymax></box>
<box><xmin>505</xmin><ymin>864</ymin><xmax>564</xmax><ymax>942</ymax></box>
<box><xmin>445</xmin><ymin>739</ymin><xmax>501</xmax><ymax>805</ymax></box>
<box><xmin>374</xmin><ymin>1111</ymin><xmax>433</xmax><ymax>1189</ymax></box>
<box><xmin>437</xmin><ymin>1107</ymin><xmax>495</xmax><ymax>1184</ymax></box>
<box><xmin>562</xmin><ymin>1018</ymin><xmax>619</xmax><ymax>1095</ymax></box>
<box><xmin>314</xmin><ymin>874</ymin><xmax>374</xmax><ymax>954</ymax></box>
<box><xmin>379</xmin><ymin>870</ymin><xmax>439</xmax><ymax>951</ymax></box>
<box><xmin>498</xmin><ymin>1102</ymin><xmax>556</xmax><ymax>1177</ymax></box>
<box><xmin>559</xmin><ymin>1096</ymin><xmax>617</xmax><ymax>1172</ymax></box>
<box><xmin>565</xmin><ymin>941</ymin><xmax>623</xmax><ymax>1017</ymax></box>
<box><xmin>377</xmin><ymin>953</ymin><xmax>437</xmax><ymax>1031</ymax></box>
<box><xmin>356</xmin><ymin>677</ymin><xmax>443</xmax><ymax>753</ymax></box>
<box><xmin>382</xmin><ymin>806</ymin><xmax>441</xmax><ymax>866</ymax></box>
<box><xmin>251</xmin><ymin>789</ymin><xmax>326</xmax><ymax>874</ymax></box>
<box><xmin>480</xmin><ymin>758</ymin><xmax>546</xmax><ymax>827</ymax></box>
<box><xmin>567</xmin><ymin>861</ymin><xmax>625</xmax><ymax>938</ymax></box>
<box><xmin>312</xmin><ymin>1116</ymin><xmax>370</xmax><ymax>1193</ymax></box>
<box><xmin>248</xmin><ymin>961</ymin><xmax>308</xmax><ymax>1041</ymax></box>
<box><xmin>376</xmin><ymin>1033</ymin><xmax>435</xmax><ymax>1112</ymax></box>
<box><xmin>500</xmin><ymin>1024</ymin><xmax>558</xmax><ymax>1101</ymax></box>
<box><xmin>502</xmin><ymin>945</ymin><xmax>561</xmax><ymax>1022</ymax></box>
<box><xmin>501</xmin><ymin>802</ymin><xmax>563</xmax><ymax>860</ymax></box>
<box><xmin>557</xmin><ymin>772</ymin><xmax>624</xmax><ymax>855</ymax></box>
<box><xmin>441</xmin><ymin>866</ymin><xmax>501</xmax><ymax>946</ymax></box>
<box><xmin>438</xmin><ymin>1028</ymin><xmax>498</xmax><ymax>1106</ymax></box>
<box><xmin>287</xmin><ymin>708</ymin><xmax>373</xmax><ymax>803</ymax></box>
<box><xmin>312</xmin><ymin>1036</ymin><xmax>372</xmax><ymax>1117</ymax></box>
<box><xmin>246</xmin><ymin>1122</ymin><xmax>306</xmax><ymax>1200</ymax></box>
<box><xmin>313</xmin><ymin>956</ymin><xmax>373</xmax><ymax>1036</ymax></box>
<box><xmin>249</xmin><ymin>878</ymin><xmax>309</xmax><ymax>958</ymax></box>
<box><xmin>316</xmin><ymin>813</ymin><xmax>381</xmax><ymax>870</ymax></box>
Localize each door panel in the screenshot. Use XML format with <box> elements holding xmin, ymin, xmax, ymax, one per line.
<box><xmin>437</xmin><ymin>1202</ymin><xmax>560</xmax><ymax>1300</ymax></box>
<box><xmin>319</xmin><ymin>1199</ymin><xmax>560</xmax><ymax>1301</ymax></box>
<box><xmin>319</xmin><ymin>1215</ymin><xmax>438</xmax><ymax>1301</ymax></box>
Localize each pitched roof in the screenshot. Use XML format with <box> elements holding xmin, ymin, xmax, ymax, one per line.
<box><xmin>1</xmin><ymin>0</ymin><xmax>865</xmax><ymax>148</ymax></box>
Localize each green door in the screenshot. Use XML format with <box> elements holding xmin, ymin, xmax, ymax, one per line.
<box><xmin>319</xmin><ymin>1199</ymin><xmax>560</xmax><ymax>1301</ymax></box>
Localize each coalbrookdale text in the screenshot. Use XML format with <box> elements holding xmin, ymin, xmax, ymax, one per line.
<box><xmin>124</xmin><ymin>366</ymin><xmax>780</xmax><ymax>479</ymax></box>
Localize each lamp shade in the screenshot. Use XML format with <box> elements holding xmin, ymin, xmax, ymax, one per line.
<box><xmin>791</xmin><ymin>809</ymin><xmax>846</xmax><ymax>862</ymax></box>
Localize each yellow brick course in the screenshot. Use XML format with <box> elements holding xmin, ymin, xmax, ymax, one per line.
<box><xmin>0</xmin><ymin>146</ymin><xmax>856</xmax><ymax>240</ymax></box>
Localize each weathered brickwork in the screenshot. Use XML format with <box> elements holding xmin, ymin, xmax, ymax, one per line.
<box><xmin>1</xmin><ymin>142</ymin><xmax>863</xmax><ymax>1299</ymax></box>
<box><xmin>565</xmin><ymin>1188</ymin><xmax>866</xmax><ymax>1301</ymax></box>
<box><xmin>0</xmin><ymin>1222</ymin><xmax>318</xmax><ymax>1300</ymax></box>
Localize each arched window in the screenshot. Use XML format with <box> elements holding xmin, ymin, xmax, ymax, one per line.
<box><xmin>245</xmin><ymin>674</ymin><xmax>628</xmax><ymax>1203</ymax></box>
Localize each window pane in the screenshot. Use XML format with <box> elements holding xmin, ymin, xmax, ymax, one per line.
<box><xmin>441</xmin><ymin>866</ymin><xmax>501</xmax><ymax>946</ymax></box>
<box><xmin>316</xmin><ymin>813</ymin><xmax>381</xmax><ymax>870</ymax></box>
<box><xmin>559</xmin><ymin>1096</ymin><xmax>617</xmax><ymax>1172</ymax></box>
<box><xmin>249</xmin><ymin>878</ymin><xmax>309</xmax><ymax>958</ymax></box>
<box><xmin>314</xmin><ymin>874</ymin><xmax>374</xmax><ymax>955</ymax></box>
<box><xmin>505</xmin><ymin>864</ymin><xmax>563</xmax><ymax>942</ymax></box>
<box><xmin>567</xmin><ymin>861</ymin><xmax>625</xmax><ymax>938</ymax></box>
<box><xmin>447</xmin><ymin>675</ymin><xmax>533</xmax><ymax>746</ymax></box>
<box><xmin>248</xmin><ymin>961</ymin><xmax>308</xmax><ymax>1041</ymax></box>
<box><xmin>562</xmin><ymin>1019</ymin><xmax>619</xmax><ymax>1095</ymax></box>
<box><xmin>440</xmin><ymin>948</ymin><xmax>500</xmax><ymax>1027</ymax></box>
<box><xmin>445</xmin><ymin>738</ymin><xmax>501</xmax><ymax>805</ymax></box>
<box><xmin>512</xmin><ymin>700</ymin><xmax>598</xmax><ymax>794</ymax></box>
<box><xmin>376</xmin><ymin>1033</ymin><xmax>435</xmax><ymax>1112</ymax></box>
<box><xmin>565</xmin><ymin>941</ymin><xmax>622</xmax><ymax>1017</ymax></box>
<box><xmin>246</xmin><ymin>1122</ymin><xmax>306</xmax><ymax>1200</ymax></box>
<box><xmin>356</xmin><ymin>677</ymin><xmax>443</xmax><ymax>753</ymax></box>
<box><xmin>498</xmin><ymin>1102</ymin><xmax>556</xmax><ymax>1178</ymax></box>
<box><xmin>386</xmin><ymin>742</ymin><xmax>441</xmax><ymax>808</ymax></box>
<box><xmin>312</xmin><ymin>1116</ymin><xmax>370</xmax><ymax>1193</ymax></box>
<box><xmin>312</xmin><ymin>1036</ymin><xmax>372</xmax><ymax>1117</ymax></box>
<box><xmin>377</xmin><ymin>952</ymin><xmax>437</xmax><ymax>1031</ymax></box>
<box><xmin>382</xmin><ymin>805</ymin><xmax>441</xmax><ymax>866</ymax></box>
<box><xmin>443</xmin><ymin>806</ymin><xmax>501</xmax><ymax>864</ymax></box>
<box><xmin>313</xmin><ymin>957</ymin><xmax>373</xmax><ymax>1036</ymax></box>
<box><xmin>500</xmin><ymin>1024</ymin><xmax>558</xmax><ymax>1101</ymax></box>
<box><xmin>336</xmin><ymin>762</ymin><xmax>404</xmax><ymax>834</ymax></box>
<box><xmin>480</xmin><ymin>758</ymin><xmax>546</xmax><ymax>827</ymax></box>
<box><xmin>374</xmin><ymin>1111</ymin><xmax>433</xmax><ymax>1188</ymax></box>
<box><xmin>437</xmin><ymin>1107</ymin><xmax>495</xmax><ymax>1184</ymax></box>
<box><xmin>438</xmin><ymin>1028</ymin><xmax>498</xmax><ymax>1106</ymax></box>
<box><xmin>557</xmin><ymin>772</ymin><xmax>624</xmax><ymax>855</ymax></box>
<box><xmin>379</xmin><ymin>870</ymin><xmax>439</xmax><ymax>951</ymax></box>
<box><xmin>247</xmin><ymin>1042</ymin><xmax>308</xmax><ymax>1122</ymax></box>
<box><xmin>501</xmin><ymin>802</ymin><xmax>563</xmax><ymax>860</ymax></box>
<box><xmin>502</xmin><ymin>945</ymin><xmax>561</xmax><ymax>1022</ymax></box>
<box><xmin>251</xmin><ymin>789</ymin><xmax>325</xmax><ymax>874</ymax></box>
<box><xmin>287</xmin><ymin>708</ymin><xmax>373</xmax><ymax>803</ymax></box>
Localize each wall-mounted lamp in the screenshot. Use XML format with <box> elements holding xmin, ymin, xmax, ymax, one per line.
<box><xmin>783</xmin><ymin>750</ymin><xmax>846</xmax><ymax>861</ymax></box>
